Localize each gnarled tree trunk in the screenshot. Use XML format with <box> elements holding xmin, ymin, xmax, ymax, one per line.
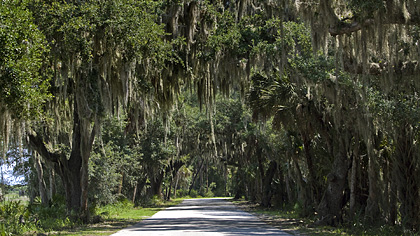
<box><xmin>395</xmin><ymin>124</ymin><xmax>420</xmax><ymax>231</ymax></box>
<box><xmin>28</xmin><ymin>99</ymin><xmax>97</xmax><ymax>222</ymax></box>
<box><xmin>261</xmin><ymin>161</ymin><xmax>278</xmax><ymax>207</ymax></box>
<box><xmin>317</xmin><ymin>134</ymin><xmax>349</xmax><ymax>226</ymax></box>
<box><xmin>34</xmin><ymin>153</ymin><xmax>49</xmax><ymax>206</ymax></box>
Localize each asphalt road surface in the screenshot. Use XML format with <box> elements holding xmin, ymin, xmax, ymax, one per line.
<box><xmin>111</xmin><ymin>198</ymin><xmax>291</xmax><ymax>236</ymax></box>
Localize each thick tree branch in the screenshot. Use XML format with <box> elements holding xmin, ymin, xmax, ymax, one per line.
<box><xmin>343</xmin><ymin>57</ymin><xmax>420</xmax><ymax>76</ymax></box>
<box><xmin>329</xmin><ymin>20</ymin><xmax>374</xmax><ymax>37</ymax></box>
<box><xmin>27</xmin><ymin>133</ymin><xmax>62</xmax><ymax>164</ymax></box>
<box><xmin>329</xmin><ymin>12</ymin><xmax>420</xmax><ymax>36</ymax></box>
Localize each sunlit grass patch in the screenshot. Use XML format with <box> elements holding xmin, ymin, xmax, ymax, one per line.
<box><xmin>53</xmin><ymin>198</ymin><xmax>184</xmax><ymax>236</ymax></box>
<box><xmin>4</xmin><ymin>192</ymin><xmax>30</xmax><ymax>204</ymax></box>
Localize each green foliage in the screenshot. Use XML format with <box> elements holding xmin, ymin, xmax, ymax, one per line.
<box><xmin>30</xmin><ymin>0</ymin><xmax>174</xmax><ymax>62</ymax></box>
<box><xmin>189</xmin><ymin>189</ymin><xmax>199</xmax><ymax>198</ymax></box>
<box><xmin>205</xmin><ymin>8</ymin><xmax>241</xmax><ymax>56</ymax></box>
<box><xmin>348</xmin><ymin>0</ymin><xmax>384</xmax><ymax>20</ymax></box>
<box><xmin>0</xmin><ymin>201</ymin><xmax>35</xmax><ymax>235</ymax></box>
<box><xmin>89</xmin><ymin>144</ymin><xmax>122</xmax><ymax>205</ymax></box>
<box><xmin>89</xmin><ymin>116</ymin><xmax>133</xmax><ymax>206</ymax></box>
<box><xmin>27</xmin><ymin>195</ymin><xmax>74</xmax><ymax>231</ymax></box>
<box><xmin>0</xmin><ymin>0</ymin><xmax>50</xmax><ymax>119</ymax></box>
<box><xmin>96</xmin><ymin>197</ymin><xmax>134</xmax><ymax>218</ymax></box>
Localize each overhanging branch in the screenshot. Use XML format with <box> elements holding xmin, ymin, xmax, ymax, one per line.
<box><xmin>329</xmin><ymin>20</ymin><xmax>374</xmax><ymax>37</ymax></box>
<box><xmin>329</xmin><ymin>14</ymin><xmax>420</xmax><ymax>36</ymax></box>
<box><xmin>343</xmin><ymin>57</ymin><xmax>420</xmax><ymax>76</ymax></box>
<box><xmin>27</xmin><ymin>133</ymin><xmax>62</xmax><ymax>164</ymax></box>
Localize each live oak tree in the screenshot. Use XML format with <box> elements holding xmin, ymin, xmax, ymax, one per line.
<box><xmin>0</xmin><ymin>0</ymin><xmax>51</xmax><ymax>204</ymax></box>
<box><xmin>245</xmin><ymin>0</ymin><xmax>420</xmax><ymax>229</ymax></box>
<box><xmin>26</xmin><ymin>0</ymin><xmax>179</xmax><ymax>221</ymax></box>
<box><xmin>297</xmin><ymin>0</ymin><xmax>420</xmax><ymax>229</ymax></box>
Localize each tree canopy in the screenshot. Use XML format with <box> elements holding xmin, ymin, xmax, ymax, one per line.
<box><xmin>1</xmin><ymin>0</ymin><xmax>420</xmax><ymax>233</ymax></box>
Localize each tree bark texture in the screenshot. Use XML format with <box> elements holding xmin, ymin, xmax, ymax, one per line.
<box><xmin>148</xmin><ymin>170</ymin><xmax>164</xmax><ymax>198</ymax></box>
<box><xmin>364</xmin><ymin>137</ymin><xmax>381</xmax><ymax>222</ymax></box>
<box><xmin>34</xmin><ymin>153</ymin><xmax>49</xmax><ymax>206</ymax></box>
<box><xmin>188</xmin><ymin>159</ymin><xmax>204</xmax><ymax>195</ymax></box>
<box><xmin>261</xmin><ymin>161</ymin><xmax>277</xmax><ymax>207</ymax></box>
<box><xmin>349</xmin><ymin>140</ymin><xmax>359</xmax><ymax>217</ymax></box>
<box><xmin>49</xmin><ymin>168</ymin><xmax>56</xmax><ymax>200</ymax></box>
<box><xmin>28</xmin><ymin>98</ymin><xmax>97</xmax><ymax>222</ymax></box>
<box><xmin>293</xmin><ymin>156</ymin><xmax>311</xmax><ymax>216</ymax></box>
<box><xmin>395</xmin><ymin>124</ymin><xmax>420</xmax><ymax>231</ymax></box>
<box><xmin>317</xmin><ymin>135</ymin><xmax>349</xmax><ymax>226</ymax></box>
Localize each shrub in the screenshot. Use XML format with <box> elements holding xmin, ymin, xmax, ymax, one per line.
<box><xmin>189</xmin><ymin>189</ymin><xmax>199</xmax><ymax>198</ymax></box>
<box><xmin>203</xmin><ymin>190</ymin><xmax>214</xmax><ymax>198</ymax></box>
<box><xmin>27</xmin><ymin>194</ymin><xmax>74</xmax><ymax>231</ymax></box>
<box><xmin>0</xmin><ymin>201</ymin><xmax>35</xmax><ymax>235</ymax></box>
<box><xmin>175</xmin><ymin>189</ymin><xmax>188</xmax><ymax>198</ymax></box>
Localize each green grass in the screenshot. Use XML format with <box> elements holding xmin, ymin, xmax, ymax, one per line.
<box><xmin>51</xmin><ymin>198</ymin><xmax>184</xmax><ymax>236</ymax></box>
<box><xmin>4</xmin><ymin>192</ymin><xmax>30</xmax><ymax>203</ymax></box>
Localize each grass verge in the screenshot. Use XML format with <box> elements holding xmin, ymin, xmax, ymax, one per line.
<box><xmin>48</xmin><ymin>198</ymin><xmax>184</xmax><ymax>236</ymax></box>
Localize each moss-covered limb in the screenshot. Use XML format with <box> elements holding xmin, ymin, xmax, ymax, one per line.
<box><xmin>329</xmin><ymin>19</ymin><xmax>372</xmax><ymax>37</ymax></box>
<box><xmin>329</xmin><ymin>14</ymin><xmax>420</xmax><ymax>37</ymax></box>
<box><xmin>27</xmin><ymin>134</ymin><xmax>62</xmax><ymax>165</ymax></box>
<box><xmin>342</xmin><ymin>57</ymin><xmax>420</xmax><ymax>76</ymax></box>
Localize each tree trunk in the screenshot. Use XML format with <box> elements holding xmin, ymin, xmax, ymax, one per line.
<box><xmin>132</xmin><ymin>181</ymin><xmax>137</xmax><ymax>203</ymax></box>
<box><xmin>301</xmin><ymin>131</ymin><xmax>320</xmax><ymax>205</ymax></box>
<box><xmin>261</xmin><ymin>161</ymin><xmax>277</xmax><ymax>207</ymax></box>
<box><xmin>274</xmin><ymin>163</ymin><xmax>286</xmax><ymax>207</ymax></box>
<box><xmin>349</xmin><ymin>140</ymin><xmax>359</xmax><ymax>217</ymax></box>
<box><xmin>233</xmin><ymin>167</ymin><xmax>245</xmax><ymax>200</ymax></box>
<box><xmin>166</xmin><ymin>160</ymin><xmax>183</xmax><ymax>200</ymax></box>
<box><xmin>174</xmin><ymin>173</ymin><xmax>179</xmax><ymax>199</ymax></box>
<box><xmin>317</xmin><ymin>135</ymin><xmax>349</xmax><ymax>226</ymax></box>
<box><xmin>28</xmin><ymin>99</ymin><xmax>97</xmax><ymax>222</ymax></box>
<box><xmin>255</xmin><ymin>144</ymin><xmax>265</xmax><ymax>204</ymax></box>
<box><xmin>117</xmin><ymin>172</ymin><xmax>124</xmax><ymax>195</ymax></box>
<box><xmin>364</xmin><ymin>137</ymin><xmax>381</xmax><ymax>222</ymax></box>
<box><xmin>166</xmin><ymin>176</ymin><xmax>173</xmax><ymax>200</ymax></box>
<box><xmin>389</xmin><ymin>164</ymin><xmax>398</xmax><ymax>225</ymax></box>
<box><xmin>70</xmin><ymin>99</ymin><xmax>97</xmax><ymax>222</ymax></box>
<box><xmin>395</xmin><ymin>124</ymin><xmax>420</xmax><ymax>231</ymax></box>
<box><xmin>134</xmin><ymin>177</ymin><xmax>147</xmax><ymax>206</ymax></box>
<box><xmin>188</xmin><ymin>159</ymin><xmax>204</xmax><ymax>195</ymax></box>
<box><xmin>149</xmin><ymin>170</ymin><xmax>164</xmax><ymax>198</ymax></box>
<box><xmin>49</xmin><ymin>168</ymin><xmax>56</xmax><ymax>200</ymax></box>
<box><xmin>285</xmin><ymin>160</ymin><xmax>294</xmax><ymax>203</ymax></box>
<box><xmin>34</xmin><ymin>153</ymin><xmax>49</xmax><ymax>206</ymax></box>
<box><xmin>293</xmin><ymin>156</ymin><xmax>311</xmax><ymax>216</ymax></box>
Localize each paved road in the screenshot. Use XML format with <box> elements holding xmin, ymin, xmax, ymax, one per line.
<box><xmin>111</xmin><ymin>198</ymin><xmax>291</xmax><ymax>236</ymax></box>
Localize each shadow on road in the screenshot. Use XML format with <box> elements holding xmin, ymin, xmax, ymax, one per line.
<box><xmin>112</xmin><ymin>198</ymin><xmax>291</xmax><ymax>235</ymax></box>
